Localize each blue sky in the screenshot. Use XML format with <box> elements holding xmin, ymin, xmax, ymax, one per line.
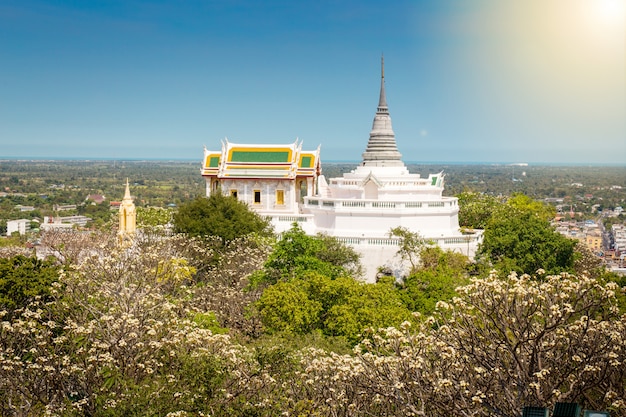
<box><xmin>1</xmin><ymin>0</ymin><xmax>624</xmax><ymax>164</ymax></box>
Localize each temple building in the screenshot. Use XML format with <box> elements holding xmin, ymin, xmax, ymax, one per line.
<box><xmin>201</xmin><ymin>59</ymin><xmax>481</xmax><ymax>281</ymax></box>
<box><xmin>118</xmin><ymin>179</ymin><xmax>136</xmax><ymax>245</ymax></box>
<box><xmin>202</xmin><ymin>139</ymin><xmax>321</xmax><ymax>232</ymax></box>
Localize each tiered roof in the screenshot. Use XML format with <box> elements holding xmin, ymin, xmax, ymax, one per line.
<box><xmin>201</xmin><ymin>139</ymin><xmax>320</xmax><ymax>179</ymax></box>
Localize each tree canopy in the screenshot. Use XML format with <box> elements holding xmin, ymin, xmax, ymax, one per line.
<box><xmin>259</xmin><ymin>224</ymin><xmax>362</xmax><ymax>284</ymax></box>
<box><xmin>479</xmin><ymin>208</ymin><xmax>575</xmax><ymax>275</ymax></box>
<box><xmin>172</xmin><ymin>194</ymin><xmax>273</xmax><ymax>243</ymax></box>
<box><xmin>257</xmin><ymin>272</ymin><xmax>412</xmax><ymax>344</ymax></box>
<box><xmin>0</xmin><ymin>255</ymin><xmax>60</xmax><ymax>311</ymax></box>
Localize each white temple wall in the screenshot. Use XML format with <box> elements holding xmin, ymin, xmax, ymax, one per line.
<box><xmin>354</xmin><ymin>245</ymin><xmax>404</xmax><ymax>283</ymax></box>
<box><xmin>215</xmin><ymin>178</ymin><xmax>300</xmax><ymax>215</ymax></box>
<box><xmin>319</xmin><ymin>211</ymin><xmax>460</xmax><ymax>239</ymax></box>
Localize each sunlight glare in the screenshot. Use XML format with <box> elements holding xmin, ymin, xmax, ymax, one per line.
<box><xmin>590</xmin><ymin>0</ymin><xmax>625</xmax><ymax>26</ymax></box>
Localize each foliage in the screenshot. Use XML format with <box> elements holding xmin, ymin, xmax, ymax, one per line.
<box><xmin>479</xmin><ymin>210</ymin><xmax>576</xmax><ymax>275</ymax></box>
<box><xmin>389</xmin><ymin>226</ymin><xmax>429</xmax><ymax>272</ymax></box>
<box><xmin>259</xmin><ymin>224</ymin><xmax>362</xmax><ymax>284</ymax></box>
<box><xmin>172</xmin><ymin>194</ymin><xmax>273</xmax><ymax>244</ymax></box>
<box><xmin>257</xmin><ymin>279</ymin><xmax>323</xmax><ymax>335</ymax></box>
<box><xmin>39</xmin><ymin>229</ymin><xmax>119</xmax><ymax>265</ymax></box>
<box><xmin>0</xmin><ymin>255</ymin><xmax>60</xmax><ymax>311</ymax></box>
<box><xmin>0</xmin><ymin>234</ymin><xmax>26</xmax><ymax>248</ymax></box>
<box><xmin>181</xmin><ymin>233</ymin><xmax>272</xmax><ymax>336</ymax></box>
<box><xmin>505</xmin><ymin>193</ymin><xmax>556</xmax><ymax>221</ymax></box>
<box><xmin>78</xmin><ymin>200</ymin><xmax>113</xmax><ymax>228</ymax></box>
<box><xmin>570</xmin><ymin>241</ymin><xmax>626</xmax><ymax>312</ymax></box>
<box><xmin>257</xmin><ymin>272</ymin><xmax>412</xmax><ymax>344</ymax></box>
<box><xmin>397</xmin><ymin>246</ymin><xmax>470</xmax><ymax>314</ymax></box>
<box><xmin>457</xmin><ymin>191</ymin><xmax>503</xmax><ymax>229</ymax></box>
<box><xmin>388</xmin><ymin>227</ymin><xmax>471</xmax><ymax>315</ymax></box>
<box><xmin>458</xmin><ymin>192</ymin><xmax>556</xmax><ymax>231</ymax></box>
<box><xmin>475</xmin><ymin>193</ymin><xmax>574</xmax><ymax>275</ymax></box>
<box><xmin>136</xmin><ymin>206</ymin><xmax>173</xmax><ymax>228</ymax></box>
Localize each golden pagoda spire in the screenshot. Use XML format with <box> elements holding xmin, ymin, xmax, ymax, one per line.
<box><xmin>118</xmin><ymin>178</ymin><xmax>136</xmax><ymax>245</ymax></box>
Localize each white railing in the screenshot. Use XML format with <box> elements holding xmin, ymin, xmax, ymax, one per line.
<box><xmin>304</xmin><ymin>198</ymin><xmax>457</xmax><ymax>211</ymax></box>
<box><xmin>329</xmin><ymin>179</ymin><xmax>431</xmax><ymax>187</ymax></box>
<box><xmin>334</xmin><ymin>234</ymin><xmax>482</xmax><ymax>248</ymax></box>
<box><xmin>265</xmin><ymin>215</ymin><xmax>309</xmax><ymax>223</ymax></box>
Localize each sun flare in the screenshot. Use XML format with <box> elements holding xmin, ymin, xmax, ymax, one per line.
<box><xmin>589</xmin><ymin>0</ymin><xmax>625</xmax><ymax>27</ymax></box>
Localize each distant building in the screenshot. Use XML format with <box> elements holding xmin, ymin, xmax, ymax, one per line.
<box><xmin>60</xmin><ymin>215</ymin><xmax>91</xmax><ymax>227</ymax></box>
<box><xmin>41</xmin><ymin>215</ymin><xmax>91</xmax><ymax>230</ymax></box>
<box><xmin>584</xmin><ymin>230</ymin><xmax>603</xmax><ymax>253</ymax></box>
<box><xmin>201</xmin><ymin>58</ymin><xmax>481</xmax><ymax>280</ymax></box>
<box><xmin>6</xmin><ymin>219</ymin><xmax>31</xmax><ymax>236</ymax></box>
<box><xmin>86</xmin><ymin>194</ymin><xmax>106</xmax><ymax>204</ymax></box>
<box><xmin>41</xmin><ymin>216</ymin><xmax>74</xmax><ymax>231</ymax></box>
<box><xmin>613</xmin><ymin>224</ymin><xmax>626</xmax><ymax>254</ymax></box>
<box><xmin>15</xmin><ymin>205</ymin><xmax>35</xmax><ymax>212</ymax></box>
<box><xmin>53</xmin><ymin>204</ymin><xmax>77</xmax><ymax>211</ymax></box>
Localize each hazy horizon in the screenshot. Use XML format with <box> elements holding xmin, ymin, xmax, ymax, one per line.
<box><xmin>1</xmin><ymin>156</ymin><xmax>624</xmax><ymax>168</ymax></box>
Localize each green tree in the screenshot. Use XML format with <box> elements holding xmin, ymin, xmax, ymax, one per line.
<box><xmin>397</xmin><ymin>246</ymin><xmax>470</xmax><ymax>314</ymax></box>
<box><xmin>257</xmin><ymin>272</ymin><xmax>412</xmax><ymax>344</ymax></box>
<box><xmin>479</xmin><ymin>210</ymin><xmax>575</xmax><ymax>275</ymax></box>
<box><xmin>505</xmin><ymin>192</ymin><xmax>555</xmax><ymax>221</ymax></box>
<box><xmin>136</xmin><ymin>206</ymin><xmax>173</xmax><ymax>228</ymax></box>
<box><xmin>0</xmin><ymin>255</ymin><xmax>60</xmax><ymax>311</ymax></box>
<box><xmin>260</xmin><ymin>224</ymin><xmax>362</xmax><ymax>283</ymax></box>
<box><xmin>257</xmin><ymin>280</ymin><xmax>323</xmax><ymax>334</ymax></box>
<box><xmin>324</xmin><ymin>276</ymin><xmax>412</xmax><ymax>344</ymax></box>
<box><xmin>172</xmin><ymin>194</ymin><xmax>273</xmax><ymax>244</ymax></box>
<box><xmin>389</xmin><ymin>226</ymin><xmax>429</xmax><ymax>272</ymax></box>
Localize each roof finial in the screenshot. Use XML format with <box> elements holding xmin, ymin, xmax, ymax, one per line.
<box><xmin>378</xmin><ymin>54</ymin><xmax>388</xmax><ymax>109</ymax></box>
<box><xmin>123</xmin><ymin>178</ymin><xmax>132</xmax><ymax>200</ymax></box>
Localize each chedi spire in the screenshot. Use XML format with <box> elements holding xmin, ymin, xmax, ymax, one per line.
<box><xmin>361</xmin><ymin>55</ymin><xmax>403</xmax><ymax>167</ymax></box>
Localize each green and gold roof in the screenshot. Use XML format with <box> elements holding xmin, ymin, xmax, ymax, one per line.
<box><xmin>201</xmin><ymin>139</ymin><xmax>320</xmax><ymax>179</ymax></box>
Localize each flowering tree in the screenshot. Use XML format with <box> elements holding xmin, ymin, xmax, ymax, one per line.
<box><xmin>39</xmin><ymin>228</ymin><xmax>118</xmax><ymax>266</ymax></box>
<box><xmin>0</xmin><ymin>234</ymin><xmax>279</xmax><ymax>416</ymax></box>
<box><xmin>291</xmin><ymin>271</ymin><xmax>626</xmax><ymax>416</ymax></box>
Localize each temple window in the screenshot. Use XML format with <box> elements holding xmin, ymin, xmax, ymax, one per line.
<box><xmin>254</xmin><ymin>190</ymin><xmax>261</xmax><ymax>204</ymax></box>
<box><xmin>276</xmin><ymin>189</ymin><xmax>284</xmax><ymax>205</ymax></box>
<box><xmin>230</xmin><ymin>189</ymin><xmax>238</xmax><ymax>199</ymax></box>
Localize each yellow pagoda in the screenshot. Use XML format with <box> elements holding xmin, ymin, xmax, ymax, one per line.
<box><xmin>118</xmin><ymin>179</ymin><xmax>136</xmax><ymax>244</ymax></box>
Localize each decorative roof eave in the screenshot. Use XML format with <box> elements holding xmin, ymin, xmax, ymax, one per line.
<box><xmin>427</xmin><ymin>171</ymin><xmax>445</xmax><ymax>188</ymax></box>
<box><xmin>361</xmin><ymin>171</ymin><xmax>383</xmax><ymax>188</ymax></box>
